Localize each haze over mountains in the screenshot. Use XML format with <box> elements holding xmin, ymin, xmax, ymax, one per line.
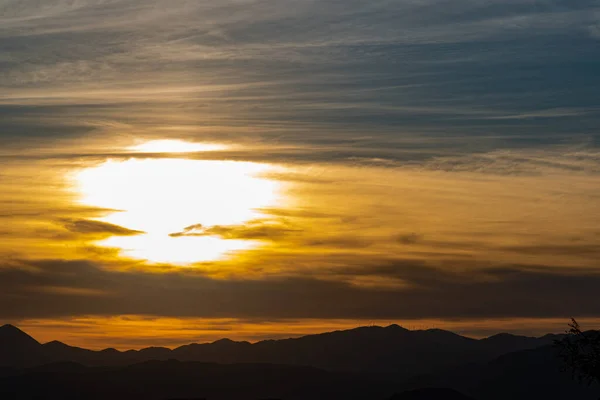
<box><xmin>2</xmin><ymin>323</ymin><xmax>599</xmax><ymax>399</ymax></box>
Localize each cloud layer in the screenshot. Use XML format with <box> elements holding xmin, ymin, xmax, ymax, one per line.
<box><xmin>1</xmin><ymin>0</ymin><xmax>600</xmax><ymax>344</ymax></box>
<box><xmin>1</xmin><ymin>0</ymin><xmax>599</xmax><ymax>153</ymax></box>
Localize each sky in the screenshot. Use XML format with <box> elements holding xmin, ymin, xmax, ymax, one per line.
<box><xmin>1</xmin><ymin>0</ymin><xmax>600</xmax><ymax>349</ymax></box>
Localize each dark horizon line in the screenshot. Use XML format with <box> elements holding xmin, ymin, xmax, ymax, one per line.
<box><xmin>0</xmin><ymin>322</ymin><xmax>566</xmax><ymax>352</ymax></box>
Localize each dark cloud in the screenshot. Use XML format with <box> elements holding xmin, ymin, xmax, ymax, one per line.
<box><xmin>170</xmin><ymin>220</ymin><xmax>298</xmax><ymax>240</ymax></box>
<box><xmin>501</xmin><ymin>244</ymin><xmax>600</xmax><ymax>257</ymax></box>
<box><xmin>302</xmin><ymin>237</ymin><xmax>374</xmax><ymax>249</ymax></box>
<box><xmin>169</xmin><ymin>224</ymin><xmax>205</xmax><ymax>237</ymax></box>
<box><xmin>62</xmin><ymin>219</ymin><xmax>144</xmax><ymax>236</ymax></box>
<box><xmin>1</xmin><ymin>259</ymin><xmax>599</xmax><ymax>321</ymax></box>
<box><xmin>396</xmin><ymin>233</ymin><xmax>422</xmax><ymax>245</ymax></box>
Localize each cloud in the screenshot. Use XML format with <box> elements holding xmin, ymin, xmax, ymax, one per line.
<box><xmin>0</xmin><ymin>0</ymin><xmax>600</xmax><ymax>342</ymax></box>
<box><xmin>1</xmin><ymin>0</ymin><xmax>599</xmax><ymax>157</ymax></box>
<box><xmin>63</xmin><ymin>219</ymin><xmax>144</xmax><ymax>236</ymax></box>
<box><xmin>420</xmin><ymin>148</ymin><xmax>600</xmax><ymax>175</ymax></box>
<box><xmin>1</xmin><ymin>258</ymin><xmax>600</xmax><ymax>322</ymax></box>
<box><xmin>396</xmin><ymin>233</ymin><xmax>422</xmax><ymax>245</ymax></box>
<box><xmin>2</xmin><ymin>144</ymin><xmax>599</xmax><ymax>270</ymax></box>
<box><xmin>169</xmin><ymin>220</ymin><xmax>298</xmax><ymax>240</ymax></box>
<box><xmin>169</xmin><ymin>223</ymin><xmax>205</xmax><ymax>237</ymax></box>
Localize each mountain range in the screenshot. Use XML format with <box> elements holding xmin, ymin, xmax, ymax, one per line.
<box><xmin>0</xmin><ymin>323</ymin><xmax>561</xmax><ymax>374</ymax></box>
<box><xmin>1</xmin><ymin>324</ymin><xmax>598</xmax><ymax>400</ymax></box>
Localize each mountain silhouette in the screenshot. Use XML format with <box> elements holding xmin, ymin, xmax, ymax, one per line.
<box><xmin>404</xmin><ymin>343</ymin><xmax>600</xmax><ymax>400</ymax></box>
<box><xmin>479</xmin><ymin>332</ymin><xmax>563</xmax><ymax>355</ymax></box>
<box><xmin>0</xmin><ymin>324</ymin><xmax>39</xmax><ymax>349</ymax></box>
<box><xmin>0</xmin><ymin>325</ymin><xmax>43</xmax><ymax>367</ymax></box>
<box><xmin>0</xmin><ymin>360</ymin><xmax>396</xmax><ymax>400</ymax></box>
<box><xmin>0</xmin><ymin>325</ymin><xmax>597</xmax><ymax>400</ymax></box>
<box><xmin>0</xmin><ymin>324</ymin><xmax>561</xmax><ymax>378</ymax></box>
<box><xmin>0</xmin><ymin>346</ymin><xmax>597</xmax><ymax>400</ymax></box>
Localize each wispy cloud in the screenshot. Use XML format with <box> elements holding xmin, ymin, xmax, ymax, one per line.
<box><xmin>169</xmin><ymin>220</ymin><xmax>298</xmax><ymax>240</ymax></box>
<box><xmin>2</xmin><ymin>0</ymin><xmax>599</xmax><ymax>153</ymax></box>
<box><xmin>63</xmin><ymin>219</ymin><xmax>144</xmax><ymax>236</ymax></box>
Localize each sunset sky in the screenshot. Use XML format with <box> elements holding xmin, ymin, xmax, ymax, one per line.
<box><xmin>1</xmin><ymin>0</ymin><xmax>600</xmax><ymax>349</ymax></box>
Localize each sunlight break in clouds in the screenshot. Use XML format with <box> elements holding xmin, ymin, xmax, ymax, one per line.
<box><xmin>72</xmin><ymin>151</ymin><xmax>284</xmax><ymax>264</ymax></box>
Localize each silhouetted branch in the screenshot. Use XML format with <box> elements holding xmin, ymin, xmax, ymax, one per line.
<box><xmin>555</xmin><ymin>318</ymin><xmax>600</xmax><ymax>386</ymax></box>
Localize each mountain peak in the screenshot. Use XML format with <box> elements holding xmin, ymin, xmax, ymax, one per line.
<box><xmin>101</xmin><ymin>347</ymin><xmax>120</xmax><ymax>354</ymax></box>
<box><xmin>212</xmin><ymin>338</ymin><xmax>250</xmax><ymax>346</ymax></box>
<box><xmin>482</xmin><ymin>333</ymin><xmax>535</xmax><ymax>343</ymax></box>
<box><xmin>1</xmin><ymin>324</ymin><xmax>21</xmax><ymax>332</ymax></box>
<box><xmin>486</xmin><ymin>332</ymin><xmax>522</xmax><ymax>339</ymax></box>
<box><xmin>213</xmin><ymin>338</ymin><xmax>235</xmax><ymax>344</ymax></box>
<box><xmin>43</xmin><ymin>340</ymin><xmax>70</xmax><ymax>349</ymax></box>
<box><xmin>0</xmin><ymin>324</ymin><xmax>40</xmax><ymax>346</ymax></box>
<box><xmin>386</xmin><ymin>324</ymin><xmax>409</xmax><ymax>331</ymax></box>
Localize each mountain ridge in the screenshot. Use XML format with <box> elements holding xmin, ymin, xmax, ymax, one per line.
<box><xmin>1</xmin><ymin>347</ymin><xmax>598</xmax><ymax>400</ymax></box>
<box><xmin>0</xmin><ymin>323</ymin><xmax>563</xmax><ymax>377</ymax></box>
<box><xmin>0</xmin><ymin>324</ymin><xmax>39</xmax><ymax>346</ymax></box>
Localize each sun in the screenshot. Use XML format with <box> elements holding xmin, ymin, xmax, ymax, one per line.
<box><xmin>74</xmin><ymin>155</ymin><xmax>281</xmax><ymax>264</ymax></box>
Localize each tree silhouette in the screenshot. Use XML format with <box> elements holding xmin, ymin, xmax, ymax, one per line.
<box><xmin>555</xmin><ymin>319</ymin><xmax>600</xmax><ymax>385</ymax></box>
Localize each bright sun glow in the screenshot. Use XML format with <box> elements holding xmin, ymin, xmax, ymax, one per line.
<box><xmin>130</xmin><ymin>139</ymin><xmax>225</xmax><ymax>153</ymax></box>
<box><xmin>74</xmin><ymin>157</ymin><xmax>281</xmax><ymax>264</ymax></box>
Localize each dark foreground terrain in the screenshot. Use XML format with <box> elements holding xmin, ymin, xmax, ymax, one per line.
<box><xmin>1</xmin><ymin>324</ymin><xmax>598</xmax><ymax>399</ymax></box>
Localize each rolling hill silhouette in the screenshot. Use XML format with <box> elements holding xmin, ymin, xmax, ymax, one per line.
<box><xmin>0</xmin><ymin>360</ymin><xmax>394</xmax><ymax>400</ymax></box>
<box><xmin>0</xmin><ymin>324</ymin><xmax>598</xmax><ymax>400</ymax></box>
<box><xmin>0</xmin><ymin>349</ymin><xmax>598</xmax><ymax>400</ymax></box>
<box><xmin>403</xmin><ymin>343</ymin><xmax>600</xmax><ymax>399</ymax></box>
<box><xmin>0</xmin><ymin>324</ymin><xmax>561</xmax><ymax>376</ymax></box>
